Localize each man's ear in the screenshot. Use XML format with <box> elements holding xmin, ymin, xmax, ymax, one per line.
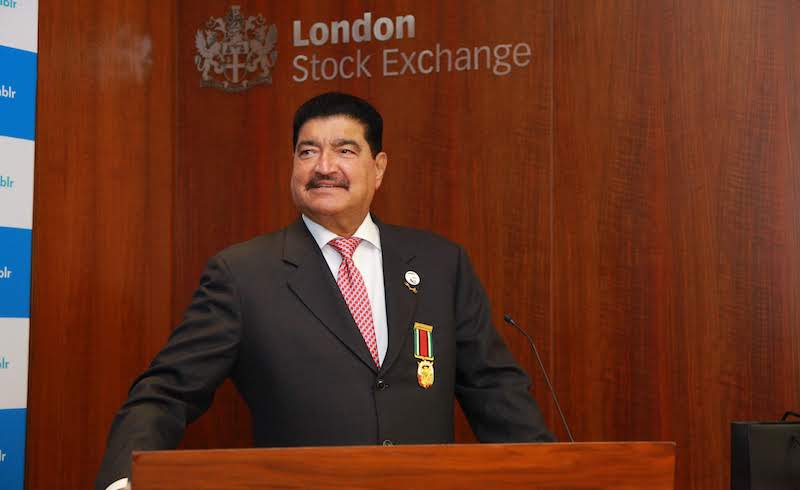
<box><xmin>374</xmin><ymin>152</ymin><xmax>388</xmax><ymax>189</ymax></box>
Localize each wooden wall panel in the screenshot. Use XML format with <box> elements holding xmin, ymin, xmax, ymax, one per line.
<box><xmin>174</xmin><ymin>0</ymin><xmax>555</xmax><ymax>447</ymax></box>
<box><xmin>553</xmin><ymin>1</ymin><xmax>800</xmax><ymax>489</ymax></box>
<box><xmin>25</xmin><ymin>1</ymin><xmax>800</xmax><ymax>489</ymax></box>
<box><xmin>27</xmin><ymin>1</ymin><xmax>176</xmax><ymax>489</ymax></box>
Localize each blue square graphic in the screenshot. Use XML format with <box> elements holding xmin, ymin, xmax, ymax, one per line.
<box><xmin>0</xmin><ymin>408</ymin><xmax>27</xmax><ymax>490</ymax></box>
<box><xmin>0</xmin><ymin>227</ymin><xmax>32</xmax><ymax>318</ymax></box>
<box><xmin>0</xmin><ymin>45</ymin><xmax>37</xmax><ymax>141</ymax></box>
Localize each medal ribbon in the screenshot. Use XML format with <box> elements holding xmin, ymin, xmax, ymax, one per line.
<box><xmin>413</xmin><ymin>323</ymin><xmax>433</xmax><ymax>360</ymax></box>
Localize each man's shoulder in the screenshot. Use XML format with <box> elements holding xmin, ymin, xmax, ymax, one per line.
<box><xmin>213</xmin><ymin>222</ymin><xmax>299</xmax><ymax>265</ymax></box>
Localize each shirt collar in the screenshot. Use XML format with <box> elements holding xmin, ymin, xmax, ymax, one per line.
<box><xmin>302</xmin><ymin>213</ymin><xmax>382</xmax><ymax>251</ymax></box>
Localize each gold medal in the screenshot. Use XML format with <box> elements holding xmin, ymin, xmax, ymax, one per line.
<box><xmin>413</xmin><ymin>322</ymin><xmax>434</xmax><ymax>388</ymax></box>
<box><xmin>417</xmin><ymin>359</ymin><xmax>434</xmax><ymax>389</ymax></box>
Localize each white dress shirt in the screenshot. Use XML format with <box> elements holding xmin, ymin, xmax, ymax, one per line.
<box><xmin>105</xmin><ymin>214</ymin><xmax>388</xmax><ymax>490</ymax></box>
<box><xmin>302</xmin><ymin>213</ymin><xmax>388</xmax><ymax>365</ymax></box>
<box><xmin>105</xmin><ymin>477</ymin><xmax>129</xmax><ymax>490</ymax></box>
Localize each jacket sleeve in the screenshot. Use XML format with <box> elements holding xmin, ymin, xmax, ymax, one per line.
<box><xmin>95</xmin><ymin>255</ymin><xmax>243</xmax><ymax>490</ymax></box>
<box><xmin>452</xmin><ymin>246</ymin><xmax>556</xmax><ymax>443</ymax></box>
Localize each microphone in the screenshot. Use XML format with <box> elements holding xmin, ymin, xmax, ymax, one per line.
<box><xmin>503</xmin><ymin>313</ymin><xmax>575</xmax><ymax>442</ymax></box>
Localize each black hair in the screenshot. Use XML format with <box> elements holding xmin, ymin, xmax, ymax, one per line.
<box><xmin>292</xmin><ymin>92</ymin><xmax>383</xmax><ymax>155</ymax></box>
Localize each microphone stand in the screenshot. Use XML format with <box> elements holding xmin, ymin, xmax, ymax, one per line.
<box><xmin>504</xmin><ymin>313</ymin><xmax>574</xmax><ymax>442</ymax></box>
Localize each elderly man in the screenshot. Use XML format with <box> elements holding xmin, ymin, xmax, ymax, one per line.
<box><xmin>97</xmin><ymin>92</ymin><xmax>554</xmax><ymax>490</ymax></box>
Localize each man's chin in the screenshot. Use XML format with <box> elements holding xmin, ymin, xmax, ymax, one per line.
<box><xmin>301</xmin><ymin>202</ymin><xmax>348</xmax><ymax>218</ymax></box>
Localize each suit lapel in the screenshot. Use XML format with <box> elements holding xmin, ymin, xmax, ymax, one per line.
<box><xmin>377</xmin><ymin>222</ymin><xmax>419</xmax><ymax>373</ymax></box>
<box><xmin>283</xmin><ymin>219</ymin><xmax>379</xmax><ymax>372</ymax></box>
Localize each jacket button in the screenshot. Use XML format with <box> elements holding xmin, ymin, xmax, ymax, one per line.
<box><xmin>382</xmin><ymin>439</ymin><xmax>393</xmax><ymax>446</ymax></box>
<box><xmin>376</xmin><ymin>379</ymin><xmax>388</xmax><ymax>390</ymax></box>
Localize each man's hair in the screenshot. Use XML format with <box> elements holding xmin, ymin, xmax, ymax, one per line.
<box><xmin>292</xmin><ymin>92</ymin><xmax>383</xmax><ymax>155</ymax></box>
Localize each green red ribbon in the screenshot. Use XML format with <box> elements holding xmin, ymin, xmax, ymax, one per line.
<box><xmin>413</xmin><ymin>322</ymin><xmax>433</xmax><ymax>360</ymax></box>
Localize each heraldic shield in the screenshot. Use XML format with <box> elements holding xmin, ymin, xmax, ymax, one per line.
<box><xmin>194</xmin><ymin>5</ymin><xmax>278</xmax><ymax>92</ymax></box>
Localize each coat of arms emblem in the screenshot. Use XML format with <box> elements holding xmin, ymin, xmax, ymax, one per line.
<box><xmin>194</xmin><ymin>5</ymin><xmax>278</xmax><ymax>92</ymax></box>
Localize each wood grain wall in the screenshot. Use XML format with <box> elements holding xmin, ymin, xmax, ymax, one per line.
<box><xmin>27</xmin><ymin>1</ymin><xmax>176</xmax><ymax>488</ymax></box>
<box><xmin>27</xmin><ymin>1</ymin><xmax>799</xmax><ymax>490</ymax></box>
<box><xmin>553</xmin><ymin>1</ymin><xmax>800</xmax><ymax>488</ymax></box>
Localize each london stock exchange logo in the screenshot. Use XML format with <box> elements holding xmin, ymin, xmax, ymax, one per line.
<box><xmin>194</xmin><ymin>5</ymin><xmax>277</xmax><ymax>92</ymax></box>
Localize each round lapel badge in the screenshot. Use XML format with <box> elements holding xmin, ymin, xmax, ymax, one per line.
<box><xmin>405</xmin><ymin>270</ymin><xmax>420</xmax><ymax>286</ymax></box>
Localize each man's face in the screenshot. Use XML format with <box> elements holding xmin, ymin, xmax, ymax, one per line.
<box><xmin>291</xmin><ymin>115</ymin><xmax>387</xmax><ymax>230</ymax></box>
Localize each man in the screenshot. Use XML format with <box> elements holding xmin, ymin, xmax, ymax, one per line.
<box><xmin>96</xmin><ymin>92</ymin><xmax>554</xmax><ymax>490</ymax></box>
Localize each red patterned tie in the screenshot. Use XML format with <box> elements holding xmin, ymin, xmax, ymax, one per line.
<box><xmin>329</xmin><ymin>237</ymin><xmax>380</xmax><ymax>367</ymax></box>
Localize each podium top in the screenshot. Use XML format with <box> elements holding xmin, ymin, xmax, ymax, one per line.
<box><xmin>132</xmin><ymin>441</ymin><xmax>676</xmax><ymax>490</ymax></box>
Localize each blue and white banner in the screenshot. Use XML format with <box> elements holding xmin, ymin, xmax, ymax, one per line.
<box><xmin>0</xmin><ymin>1</ymin><xmax>38</xmax><ymax>489</ymax></box>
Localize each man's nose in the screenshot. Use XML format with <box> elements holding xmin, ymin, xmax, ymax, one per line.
<box><xmin>314</xmin><ymin>149</ymin><xmax>336</xmax><ymax>173</ymax></box>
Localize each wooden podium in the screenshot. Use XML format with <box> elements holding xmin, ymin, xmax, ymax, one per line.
<box><xmin>132</xmin><ymin>442</ymin><xmax>675</xmax><ymax>489</ymax></box>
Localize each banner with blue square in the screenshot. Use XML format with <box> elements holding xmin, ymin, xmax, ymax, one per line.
<box><xmin>0</xmin><ymin>45</ymin><xmax>37</xmax><ymax>141</ymax></box>
<box><xmin>0</xmin><ymin>227</ymin><xmax>32</xmax><ymax>318</ymax></box>
<box><xmin>0</xmin><ymin>408</ymin><xmax>26</xmax><ymax>490</ymax></box>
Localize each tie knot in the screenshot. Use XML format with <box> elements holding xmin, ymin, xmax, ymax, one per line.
<box><xmin>329</xmin><ymin>237</ymin><xmax>362</xmax><ymax>260</ymax></box>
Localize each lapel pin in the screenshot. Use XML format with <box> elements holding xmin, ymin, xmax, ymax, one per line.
<box><xmin>404</xmin><ymin>270</ymin><xmax>420</xmax><ymax>294</ymax></box>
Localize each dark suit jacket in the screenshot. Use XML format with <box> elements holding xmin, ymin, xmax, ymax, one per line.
<box><xmin>96</xmin><ymin>219</ymin><xmax>553</xmax><ymax>489</ymax></box>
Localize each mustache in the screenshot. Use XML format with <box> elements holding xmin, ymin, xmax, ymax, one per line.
<box><xmin>306</xmin><ymin>174</ymin><xmax>350</xmax><ymax>190</ymax></box>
